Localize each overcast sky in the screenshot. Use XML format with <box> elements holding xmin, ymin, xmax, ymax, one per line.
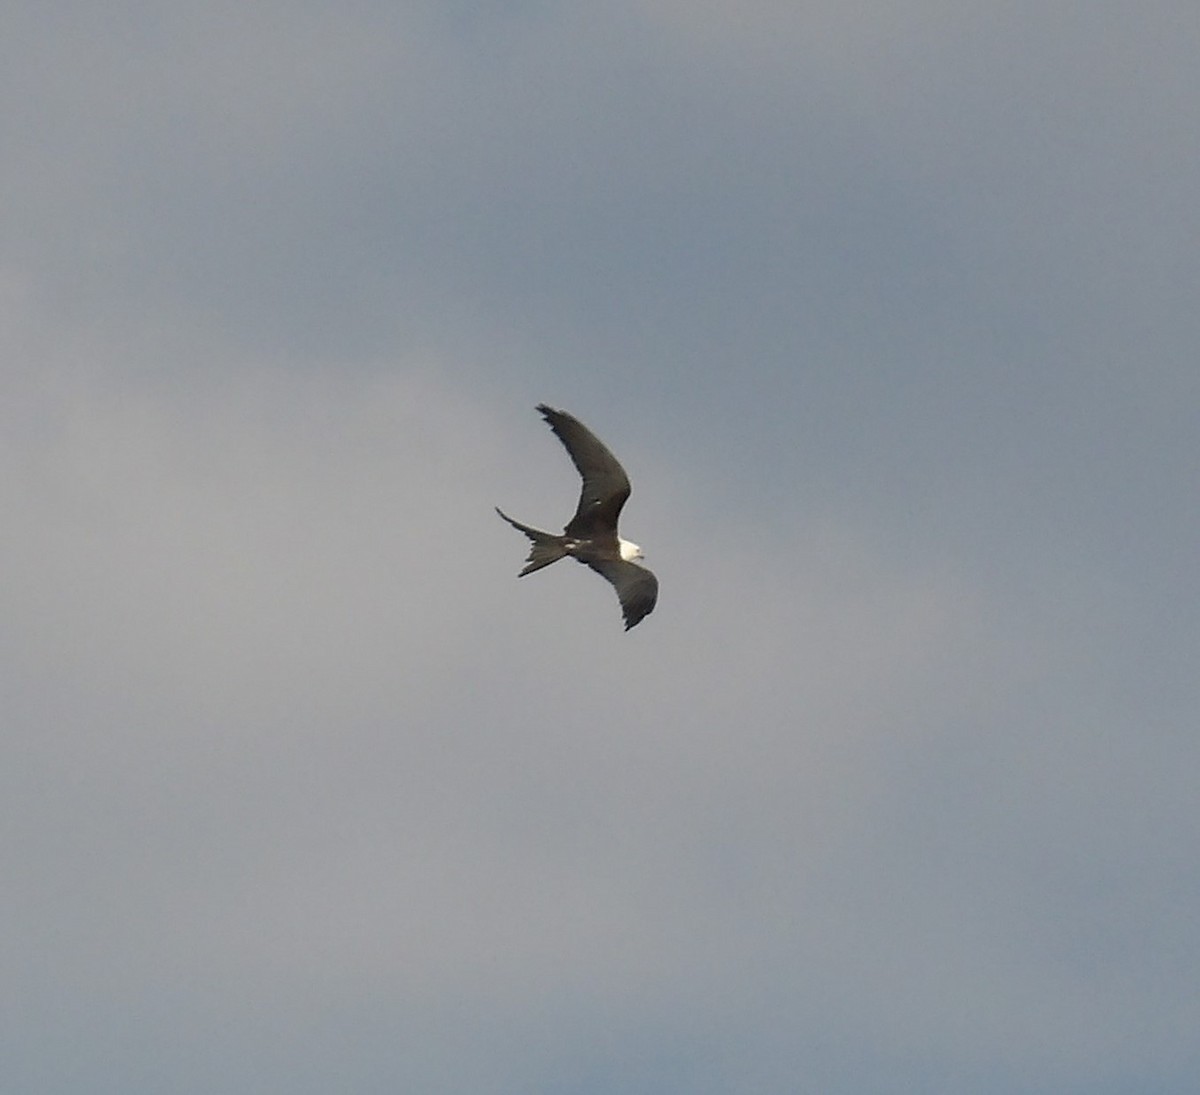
<box><xmin>4</xmin><ymin>4</ymin><xmax>1198</xmax><ymax>1093</ymax></box>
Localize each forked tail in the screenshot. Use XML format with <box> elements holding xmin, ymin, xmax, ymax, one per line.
<box><xmin>495</xmin><ymin>507</ymin><xmax>569</xmax><ymax>576</ymax></box>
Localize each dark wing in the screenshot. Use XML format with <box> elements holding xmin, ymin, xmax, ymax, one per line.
<box><xmin>583</xmin><ymin>558</ymin><xmax>658</xmax><ymax>630</ymax></box>
<box><xmin>537</xmin><ymin>404</ymin><xmax>632</xmax><ymax>538</ymax></box>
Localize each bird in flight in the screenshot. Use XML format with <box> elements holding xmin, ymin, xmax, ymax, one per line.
<box><xmin>497</xmin><ymin>404</ymin><xmax>658</xmax><ymax>630</ymax></box>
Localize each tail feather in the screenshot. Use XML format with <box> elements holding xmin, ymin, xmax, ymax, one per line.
<box><xmin>495</xmin><ymin>507</ymin><xmax>569</xmax><ymax>575</ymax></box>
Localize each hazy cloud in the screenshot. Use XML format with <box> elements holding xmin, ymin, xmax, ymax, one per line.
<box><xmin>3</xmin><ymin>4</ymin><xmax>1198</xmax><ymax>1092</ymax></box>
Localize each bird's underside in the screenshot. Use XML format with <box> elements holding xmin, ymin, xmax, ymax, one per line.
<box><xmin>496</xmin><ymin>405</ymin><xmax>658</xmax><ymax>630</ymax></box>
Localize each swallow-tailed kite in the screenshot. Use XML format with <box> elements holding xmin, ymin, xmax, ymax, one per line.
<box><xmin>496</xmin><ymin>404</ymin><xmax>658</xmax><ymax>630</ymax></box>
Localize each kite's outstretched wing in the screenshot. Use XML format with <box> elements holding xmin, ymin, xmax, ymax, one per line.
<box><xmin>537</xmin><ymin>404</ymin><xmax>632</xmax><ymax>537</ymax></box>
<box><xmin>583</xmin><ymin>557</ymin><xmax>659</xmax><ymax>630</ymax></box>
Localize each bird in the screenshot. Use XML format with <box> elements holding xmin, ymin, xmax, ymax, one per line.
<box><xmin>496</xmin><ymin>404</ymin><xmax>658</xmax><ymax>630</ymax></box>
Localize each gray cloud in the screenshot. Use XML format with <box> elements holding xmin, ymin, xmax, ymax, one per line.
<box><xmin>3</xmin><ymin>4</ymin><xmax>1198</xmax><ymax>1092</ymax></box>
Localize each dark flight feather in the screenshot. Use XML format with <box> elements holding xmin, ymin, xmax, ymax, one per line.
<box><xmin>536</xmin><ymin>404</ymin><xmax>632</xmax><ymax>538</ymax></box>
<box><xmin>582</xmin><ymin>557</ymin><xmax>659</xmax><ymax>630</ymax></box>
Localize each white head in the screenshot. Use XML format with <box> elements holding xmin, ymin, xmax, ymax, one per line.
<box><xmin>618</xmin><ymin>538</ymin><xmax>644</xmax><ymax>563</ymax></box>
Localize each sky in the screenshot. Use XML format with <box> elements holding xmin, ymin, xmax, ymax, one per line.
<box><xmin>3</xmin><ymin>3</ymin><xmax>1198</xmax><ymax>1092</ymax></box>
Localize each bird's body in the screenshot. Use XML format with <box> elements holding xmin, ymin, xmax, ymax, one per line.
<box><xmin>497</xmin><ymin>405</ymin><xmax>658</xmax><ymax>630</ymax></box>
